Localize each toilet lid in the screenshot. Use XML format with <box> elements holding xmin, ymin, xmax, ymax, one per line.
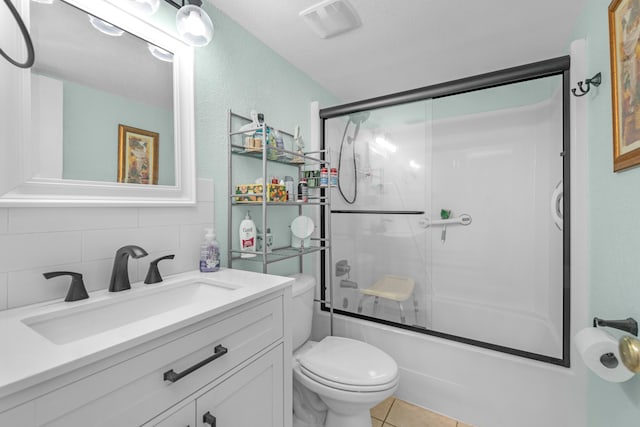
<box><xmin>297</xmin><ymin>337</ymin><xmax>398</xmax><ymax>387</ymax></box>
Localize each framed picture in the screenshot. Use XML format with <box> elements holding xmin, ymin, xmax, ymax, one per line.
<box><xmin>609</xmin><ymin>0</ymin><xmax>640</xmax><ymax>171</ymax></box>
<box><xmin>117</xmin><ymin>124</ymin><xmax>159</xmax><ymax>184</ymax></box>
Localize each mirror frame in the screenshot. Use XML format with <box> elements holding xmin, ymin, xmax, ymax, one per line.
<box><xmin>0</xmin><ymin>0</ymin><xmax>196</xmax><ymax>206</ymax></box>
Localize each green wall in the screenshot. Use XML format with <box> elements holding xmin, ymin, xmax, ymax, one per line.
<box><xmin>63</xmin><ymin>81</ymin><xmax>175</xmax><ymax>185</ymax></box>
<box><xmin>147</xmin><ymin>3</ymin><xmax>339</xmax><ymax>273</ymax></box>
<box><xmin>433</xmin><ymin>75</ymin><xmax>561</xmax><ymax>120</ymax></box>
<box><xmin>573</xmin><ymin>1</ymin><xmax>640</xmax><ymax>425</ymax></box>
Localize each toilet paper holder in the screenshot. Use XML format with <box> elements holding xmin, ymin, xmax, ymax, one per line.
<box><xmin>593</xmin><ymin>317</ymin><xmax>638</xmax><ymax>336</ymax></box>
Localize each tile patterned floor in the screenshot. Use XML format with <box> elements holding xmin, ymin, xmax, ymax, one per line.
<box><xmin>371</xmin><ymin>397</ymin><xmax>473</xmax><ymax>427</ymax></box>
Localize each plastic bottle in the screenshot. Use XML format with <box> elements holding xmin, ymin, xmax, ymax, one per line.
<box><xmin>267</xmin><ymin>127</ymin><xmax>278</xmax><ymax>160</ymax></box>
<box><xmin>320</xmin><ymin>167</ymin><xmax>329</xmax><ymax>187</ymax></box>
<box><xmin>239</xmin><ymin>211</ymin><xmax>257</xmax><ymax>258</ymax></box>
<box><xmin>200</xmin><ymin>228</ymin><xmax>220</xmax><ymax>272</ymax></box>
<box><xmin>265</xmin><ymin>227</ymin><xmax>273</xmax><ymax>253</ymax></box>
<box><xmin>297</xmin><ymin>178</ymin><xmax>308</xmax><ymax>202</ymax></box>
<box><xmin>274</xmin><ymin>130</ymin><xmax>284</xmax><ymax>158</ymax></box>
<box><xmin>330</xmin><ymin>168</ymin><xmax>338</xmax><ymax>187</ymax></box>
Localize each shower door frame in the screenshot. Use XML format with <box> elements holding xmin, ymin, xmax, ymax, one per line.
<box><xmin>319</xmin><ymin>55</ymin><xmax>571</xmax><ymax>367</ymax></box>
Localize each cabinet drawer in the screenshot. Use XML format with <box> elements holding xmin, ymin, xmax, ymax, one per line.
<box><xmin>34</xmin><ymin>296</ymin><xmax>283</xmax><ymax>427</ymax></box>
<box><xmin>0</xmin><ymin>401</ymin><xmax>35</xmax><ymax>426</ymax></box>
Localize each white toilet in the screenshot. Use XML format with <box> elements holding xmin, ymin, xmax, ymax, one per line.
<box><xmin>291</xmin><ymin>274</ymin><xmax>399</xmax><ymax>427</ymax></box>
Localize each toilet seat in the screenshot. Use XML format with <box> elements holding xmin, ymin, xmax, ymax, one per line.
<box><xmin>299</xmin><ymin>365</ymin><xmax>399</xmax><ymax>392</ymax></box>
<box><xmin>296</xmin><ymin>337</ymin><xmax>398</xmax><ymax>392</ymax></box>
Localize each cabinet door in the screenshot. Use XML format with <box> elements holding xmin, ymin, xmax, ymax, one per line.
<box><xmin>196</xmin><ymin>345</ymin><xmax>284</xmax><ymax>427</ymax></box>
<box><xmin>152</xmin><ymin>401</ymin><xmax>196</xmax><ymax>427</ymax></box>
<box><xmin>0</xmin><ymin>402</ymin><xmax>35</xmax><ymax>427</ymax></box>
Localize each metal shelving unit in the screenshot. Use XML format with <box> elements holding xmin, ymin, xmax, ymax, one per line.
<box><xmin>227</xmin><ymin>110</ymin><xmax>332</xmax><ymax>276</ymax></box>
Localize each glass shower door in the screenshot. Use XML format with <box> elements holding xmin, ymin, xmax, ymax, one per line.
<box><xmin>325</xmin><ymin>100</ymin><xmax>433</xmax><ymax>328</ymax></box>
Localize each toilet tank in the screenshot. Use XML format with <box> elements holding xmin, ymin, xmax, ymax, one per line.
<box><xmin>289</xmin><ymin>274</ymin><xmax>316</xmax><ymax>351</ymax></box>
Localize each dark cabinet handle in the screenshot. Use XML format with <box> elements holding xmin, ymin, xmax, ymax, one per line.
<box><xmin>163</xmin><ymin>345</ymin><xmax>228</xmax><ymax>383</ymax></box>
<box><xmin>202</xmin><ymin>412</ymin><xmax>216</xmax><ymax>426</ymax></box>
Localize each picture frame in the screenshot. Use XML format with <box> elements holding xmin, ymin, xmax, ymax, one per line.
<box><xmin>117</xmin><ymin>124</ymin><xmax>159</xmax><ymax>185</ymax></box>
<box><xmin>609</xmin><ymin>0</ymin><xmax>640</xmax><ymax>171</ymax></box>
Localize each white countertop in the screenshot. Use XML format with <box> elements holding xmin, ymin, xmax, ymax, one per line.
<box><xmin>0</xmin><ymin>268</ymin><xmax>293</xmax><ymax>402</ymax></box>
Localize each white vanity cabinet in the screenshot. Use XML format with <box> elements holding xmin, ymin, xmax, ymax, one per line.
<box><xmin>148</xmin><ymin>344</ymin><xmax>283</xmax><ymax>427</ymax></box>
<box><xmin>0</xmin><ymin>286</ymin><xmax>292</xmax><ymax>427</ymax></box>
<box><xmin>151</xmin><ymin>401</ymin><xmax>195</xmax><ymax>427</ymax></box>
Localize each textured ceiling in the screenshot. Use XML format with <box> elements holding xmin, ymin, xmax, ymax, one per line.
<box><xmin>208</xmin><ymin>0</ymin><xmax>586</xmax><ymax>103</ymax></box>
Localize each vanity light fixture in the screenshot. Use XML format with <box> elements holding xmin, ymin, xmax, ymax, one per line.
<box><xmin>31</xmin><ymin>0</ymin><xmax>55</xmax><ymax>4</ymax></box>
<box><xmin>174</xmin><ymin>0</ymin><xmax>214</xmax><ymax>47</ymax></box>
<box><xmin>107</xmin><ymin>0</ymin><xmax>214</xmax><ymax>47</ymax></box>
<box><xmin>147</xmin><ymin>43</ymin><xmax>174</xmax><ymax>62</ymax></box>
<box><xmin>88</xmin><ymin>15</ymin><xmax>125</xmax><ymax>36</ymax></box>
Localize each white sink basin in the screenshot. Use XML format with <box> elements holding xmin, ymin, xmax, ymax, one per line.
<box><xmin>21</xmin><ymin>280</ymin><xmax>236</xmax><ymax>345</ymax></box>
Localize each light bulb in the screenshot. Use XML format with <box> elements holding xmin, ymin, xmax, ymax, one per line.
<box><xmin>88</xmin><ymin>15</ymin><xmax>124</xmax><ymax>37</ymax></box>
<box><xmin>130</xmin><ymin>0</ymin><xmax>160</xmax><ymax>15</ymax></box>
<box><xmin>147</xmin><ymin>43</ymin><xmax>173</xmax><ymax>62</ymax></box>
<box><xmin>176</xmin><ymin>4</ymin><xmax>214</xmax><ymax>47</ymax></box>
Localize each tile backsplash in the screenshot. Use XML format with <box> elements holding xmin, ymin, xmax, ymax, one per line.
<box><xmin>0</xmin><ymin>179</ymin><xmax>214</xmax><ymax>311</ymax></box>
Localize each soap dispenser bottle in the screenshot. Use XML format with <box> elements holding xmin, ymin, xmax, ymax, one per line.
<box><xmin>239</xmin><ymin>211</ymin><xmax>257</xmax><ymax>258</ymax></box>
<box><xmin>200</xmin><ymin>228</ymin><xmax>220</xmax><ymax>272</ymax></box>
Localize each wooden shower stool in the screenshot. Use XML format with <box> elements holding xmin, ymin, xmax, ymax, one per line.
<box><xmin>356</xmin><ymin>275</ymin><xmax>418</xmax><ymax>324</ymax></box>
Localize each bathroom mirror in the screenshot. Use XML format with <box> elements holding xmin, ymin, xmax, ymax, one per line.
<box><xmin>0</xmin><ymin>0</ymin><xmax>195</xmax><ymax>205</ymax></box>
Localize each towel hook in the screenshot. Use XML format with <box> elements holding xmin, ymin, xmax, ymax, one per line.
<box><xmin>572</xmin><ymin>72</ymin><xmax>601</xmax><ymax>97</ymax></box>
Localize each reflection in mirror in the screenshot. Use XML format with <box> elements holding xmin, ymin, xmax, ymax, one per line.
<box><xmin>30</xmin><ymin>0</ymin><xmax>175</xmax><ymax>185</ymax></box>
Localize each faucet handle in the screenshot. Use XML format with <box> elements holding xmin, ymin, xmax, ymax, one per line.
<box><xmin>144</xmin><ymin>254</ymin><xmax>175</xmax><ymax>284</ymax></box>
<box><xmin>43</xmin><ymin>271</ymin><xmax>89</xmax><ymax>302</ymax></box>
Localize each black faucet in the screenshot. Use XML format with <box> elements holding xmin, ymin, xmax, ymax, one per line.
<box><xmin>43</xmin><ymin>271</ymin><xmax>89</xmax><ymax>302</ymax></box>
<box><xmin>144</xmin><ymin>254</ymin><xmax>175</xmax><ymax>284</ymax></box>
<box><xmin>109</xmin><ymin>245</ymin><xmax>148</xmax><ymax>292</ymax></box>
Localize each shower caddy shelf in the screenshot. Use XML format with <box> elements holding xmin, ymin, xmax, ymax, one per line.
<box><xmin>226</xmin><ymin>109</ymin><xmax>333</xmax><ymax>275</ymax></box>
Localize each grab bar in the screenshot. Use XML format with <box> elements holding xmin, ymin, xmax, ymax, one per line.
<box><xmin>419</xmin><ymin>214</ymin><xmax>472</xmax><ymax>228</ymax></box>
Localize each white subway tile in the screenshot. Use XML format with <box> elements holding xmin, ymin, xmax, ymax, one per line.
<box><xmin>7</xmin><ymin>259</ymin><xmax>128</xmax><ymax>309</ymax></box>
<box><xmin>82</xmin><ymin>226</ymin><xmax>180</xmax><ymax>262</ymax></box>
<box><xmin>8</xmin><ymin>264</ymin><xmax>81</xmax><ymax>308</ymax></box>
<box><xmin>0</xmin><ymin>209</ymin><xmax>8</xmax><ymax>234</ymax></box>
<box><xmin>137</xmin><ymin>202</ymin><xmax>213</xmax><ymax>227</ymax></box>
<box><xmin>0</xmin><ymin>274</ymin><xmax>7</xmax><ymax>310</ymax></box>
<box><xmin>8</xmin><ymin>207</ymin><xmax>137</xmax><ymax>234</ymax></box>
<box><xmin>0</xmin><ymin>232</ymin><xmax>82</xmax><ymax>272</ymax></box>
<box><xmin>174</xmin><ymin>224</ymin><xmax>211</xmax><ymax>273</ymax></box>
<box><xmin>81</xmin><ymin>228</ymin><xmax>139</xmax><ymax>262</ymax></box>
<box><xmin>197</xmin><ymin>178</ymin><xmax>214</xmax><ymax>202</ymax></box>
<box><xmin>73</xmin><ymin>259</ymin><xmax>114</xmax><ymax>292</ymax></box>
<box><xmin>137</xmin><ymin>226</ymin><xmax>181</xmax><ymax>253</ymax></box>
<box><xmin>135</xmin><ymin>250</ymin><xmax>183</xmax><ymax>282</ymax></box>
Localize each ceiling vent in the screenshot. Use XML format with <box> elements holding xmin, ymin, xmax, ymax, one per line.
<box><xmin>299</xmin><ymin>0</ymin><xmax>361</xmax><ymax>39</ymax></box>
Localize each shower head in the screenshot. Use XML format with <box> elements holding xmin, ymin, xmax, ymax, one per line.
<box><xmin>349</xmin><ymin>111</ymin><xmax>370</xmax><ymax>125</ymax></box>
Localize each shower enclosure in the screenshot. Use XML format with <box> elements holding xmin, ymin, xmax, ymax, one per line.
<box><xmin>320</xmin><ymin>57</ymin><xmax>570</xmax><ymax>365</ymax></box>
